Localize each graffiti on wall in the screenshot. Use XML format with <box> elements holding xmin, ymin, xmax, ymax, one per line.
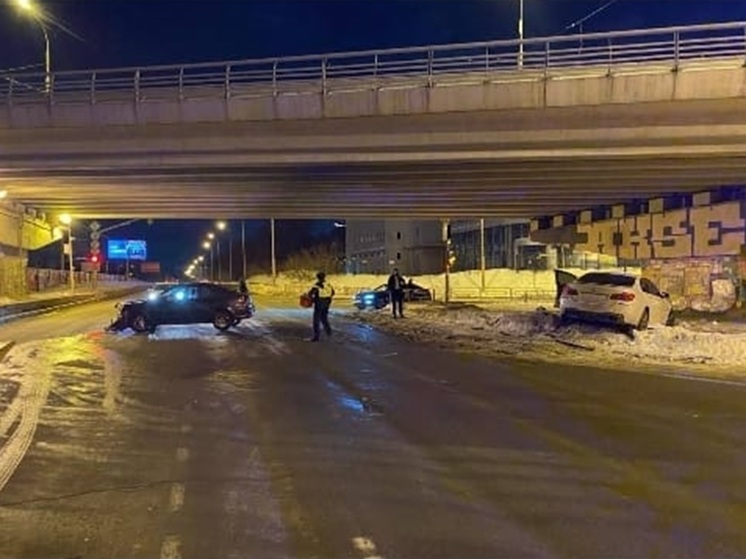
<box><xmin>574</xmin><ymin>201</ymin><xmax>746</xmax><ymax>259</ymax></box>
<box><xmin>643</xmin><ymin>257</ymin><xmax>742</xmax><ymax>312</ymax></box>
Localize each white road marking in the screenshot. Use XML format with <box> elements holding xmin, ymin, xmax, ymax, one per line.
<box><xmin>160</xmin><ymin>535</ymin><xmax>182</xmax><ymax>559</ymax></box>
<box><xmin>180</xmin><ymin>423</ymin><xmax>192</xmax><ymax>434</ymax></box>
<box><xmin>169</xmin><ymin>483</ymin><xmax>185</xmax><ymax>512</ymax></box>
<box><xmin>175</xmin><ymin>447</ymin><xmax>190</xmax><ymax>462</ymax></box>
<box><xmin>352</xmin><ymin>536</ymin><xmax>384</xmax><ymax>559</ymax></box>
<box><xmin>657</xmin><ymin>371</ymin><xmax>746</xmax><ymax>387</ymax></box>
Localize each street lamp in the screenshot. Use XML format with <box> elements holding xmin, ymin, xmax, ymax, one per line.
<box><xmin>58</xmin><ymin>213</ymin><xmax>74</xmax><ymax>291</ymax></box>
<box><xmin>518</xmin><ymin>0</ymin><xmax>524</xmax><ymax>69</ymax></box>
<box><xmin>215</xmin><ymin>220</ymin><xmax>232</xmax><ymax>282</ymax></box>
<box><xmin>15</xmin><ymin>0</ymin><xmax>51</xmax><ymax>92</ymax></box>
<box><xmin>203</xmin><ymin>241</ymin><xmax>214</xmax><ymax>280</ymax></box>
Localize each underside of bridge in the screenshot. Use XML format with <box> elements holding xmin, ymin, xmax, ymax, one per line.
<box><xmin>3</xmin><ymin>98</ymin><xmax>746</xmax><ymax>219</ymax></box>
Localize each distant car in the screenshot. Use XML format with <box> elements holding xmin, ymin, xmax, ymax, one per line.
<box><xmin>559</xmin><ymin>271</ymin><xmax>673</xmax><ymax>331</ymax></box>
<box><xmin>353</xmin><ymin>282</ymin><xmax>432</xmax><ymax>310</ymax></box>
<box><xmin>109</xmin><ymin>282</ymin><xmax>254</xmax><ymax>333</ymax></box>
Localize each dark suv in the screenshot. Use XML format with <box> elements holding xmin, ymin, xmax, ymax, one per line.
<box><xmin>109</xmin><ymin>282</ymin><xmax>254</xmax><ymax>333</ymax></box>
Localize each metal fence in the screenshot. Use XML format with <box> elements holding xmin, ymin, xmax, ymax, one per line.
<box><xmin>25</xmin><ymin>267</ymin><xmax>127</xmax><ymax>293</ymax></box>
<box><xmin>2</xmin><ymin>21</ymin><xmax>745</xmax><ymax>105</ymax></box>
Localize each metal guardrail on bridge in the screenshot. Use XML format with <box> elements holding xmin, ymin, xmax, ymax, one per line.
<box><xmin>2</xmin><ymin>21</ymin><xmax>746</xmax><ymax>105</ymax></box>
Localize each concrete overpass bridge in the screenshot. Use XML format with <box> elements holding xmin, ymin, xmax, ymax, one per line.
<box><xmin>2</xmin><ymin>21</ymin><xmax>746</xmax><ymax>219</ymax></box>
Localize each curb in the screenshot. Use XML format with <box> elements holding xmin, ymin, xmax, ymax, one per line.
<box><xmin>0</xmin><ymin>287</ymin><xmax>145</xmax><ymax>325</ymax></box>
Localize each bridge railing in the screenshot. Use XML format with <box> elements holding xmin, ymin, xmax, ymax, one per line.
<box><xmin>2</xmin><ymin>21</ymin><xmax>745</xmax><ymax>105</ymax></box>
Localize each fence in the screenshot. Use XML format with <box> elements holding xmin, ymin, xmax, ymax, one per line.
<box><xmin>25</xmin><ymin>267</ymin><xmax>127</xmax><ymax>293</ymax></box>
<box><xmin>250</xmin><ymin>280</ymin><xmax>557</xmax><ymax>304</ymax></box>
<box><xmin>3</xmin><ymin>21</ymin><xmax>746</xmax><ymax>105</ymax></box>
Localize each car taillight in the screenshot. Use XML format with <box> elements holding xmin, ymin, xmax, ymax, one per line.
<box><xmin>610</xmin><ymin>292</ymin><xmax>635</xmax><ymax>302</ymax></box>
<box><xmin>562</xmin><ymin>286</ymin><xmax>578</xmax><ymax>297</ymax></box>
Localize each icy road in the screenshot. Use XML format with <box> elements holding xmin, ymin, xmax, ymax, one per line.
<box><xmin>0</xmin><ymin>296</ymin><xmax>746</xmax><ymax>559</ymax></box>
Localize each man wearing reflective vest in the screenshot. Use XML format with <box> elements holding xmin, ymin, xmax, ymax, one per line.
<box><xmin>308</xmin><ymin>271</ymin><xmax>335</xmax><ymax>342</ymax></box>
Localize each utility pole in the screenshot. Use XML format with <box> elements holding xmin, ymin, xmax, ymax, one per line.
<box><xmin>480</xmin><ymin>218</ymin><xmax>486</xmax><ymax>293</ymax></box>
<box><xmin>241</xmin><ymin>220</ymin><xmax>247</xmax><ymax>279</ymax></box>
<box><xmin>228</xmin><ymin>236</ymin><xmax>233</xmax><ymax>282</ymax></box>
<box><xmin>442</xmin><ymin>218</ymin><xmax>451</xmax><ymax>306</ymax></box>
<box><xmin>270</xmin><ymin>218</ymin><xmax>277</xmax><ymax>282</ymax></box>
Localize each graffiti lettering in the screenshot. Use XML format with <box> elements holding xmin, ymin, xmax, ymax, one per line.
<box><xmin>561</xmin><ymin>201</ymin><xmax>745</xmax><ymax>259</ymax></box>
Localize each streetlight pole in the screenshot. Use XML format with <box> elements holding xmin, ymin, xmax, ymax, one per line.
<box><xmin>216</xmin><ymin>240</ymin><xmax>221</xmax><ymax>282</ymax></box>
<box><xmin>15</xmin><ymin>0</ymin><xmax>51</xmax><ymax>92</ymax></box>
<box><xmin>518</xmin><ymin>0</ymin><xmax>524</xmax><ymax>69</ymax></box>
<box><xmin>42</xmin><ymin>23</ymin><xmax>50</xmax><ymax>92</ymax></box>
<box><xmin>59</xmin><ymin>214</ymin><xmax>74</xmax><ymax>292</ymax></box>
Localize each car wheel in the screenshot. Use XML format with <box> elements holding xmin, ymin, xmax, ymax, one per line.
<box><xmin>213</xmin><ymin>310</ymin><xmax>234</xmax><ymax>331</ymax></box>
<box><xmin>131</xmin><ymin>314</ymin><xmax>149</xmax><ymax>333</ymax></box>
<box><xmin>636</xmin><ymin>308</ymin><xmax>650</xmax><ymax>331</ymax></box>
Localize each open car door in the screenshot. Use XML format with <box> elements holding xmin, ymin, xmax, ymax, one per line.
<box><xmin>554</xmin><ymin>269</ymin><xmax>578</xmax><ymax>308</ymax></box>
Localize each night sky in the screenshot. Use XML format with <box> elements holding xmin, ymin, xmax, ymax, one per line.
<box><xmin>3</xmin><ymin>0</ymin><xmax>743</xmax><ymax>274</ymax></box>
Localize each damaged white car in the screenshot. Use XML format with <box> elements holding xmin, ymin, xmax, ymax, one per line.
<box><xmin>558</xmin><ymin>271</ymin><xmax>674</xmax><ymax>331</ymax></box>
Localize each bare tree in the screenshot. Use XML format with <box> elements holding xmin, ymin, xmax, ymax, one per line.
<box><xmin>281</xmin><ymin>243</ymin><xmax>344</xmax><ymax>281</ymax></box>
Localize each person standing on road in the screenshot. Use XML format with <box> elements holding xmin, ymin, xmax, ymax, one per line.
<box><xmin>308</xmin><ymin>271</ymin><xmax>335</xmax><ymax>341</ymax></box>
<box><xmin>387</xmin><ymin>268</ymin><xmax>406</xmax><ymax>318</ymax></box>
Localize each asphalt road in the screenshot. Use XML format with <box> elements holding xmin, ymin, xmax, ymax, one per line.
<box><xmin>1</xmin><ymin>297</ymin><xmax>746</xmax><ymax>559</ymax></box>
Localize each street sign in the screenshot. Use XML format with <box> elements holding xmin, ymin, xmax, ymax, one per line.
<box><xmin>141</xmin><ymin>261</ymin><xmax>161</xmax><ymax>274</ymax></box>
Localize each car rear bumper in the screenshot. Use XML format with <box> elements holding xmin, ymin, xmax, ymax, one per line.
<box><xmin>562</xmin><ymin>308</ymin><xmax>628</xmax><ymax>325</ymax></box>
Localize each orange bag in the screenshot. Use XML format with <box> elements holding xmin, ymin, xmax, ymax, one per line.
<box><xmin>299</xmin><ymin>293</ymin><xmax>313</xmax><ymax>308</ymax></box>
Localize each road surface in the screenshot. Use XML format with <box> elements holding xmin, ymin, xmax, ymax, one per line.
<box><xmin>1</xmin><ymin>297</ymin><xmax>745</xmax><ymax>559</ymax></box>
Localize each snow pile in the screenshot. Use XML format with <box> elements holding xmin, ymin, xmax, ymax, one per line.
<box><xmin>620</xmin><ymin>326</ymin><xmax>746</xmax><ymax>365</ymax></box>
<box><xmin>355</xmin><ymin>305</ymin><xmax>746</xmax><ymax>373</ymax></box>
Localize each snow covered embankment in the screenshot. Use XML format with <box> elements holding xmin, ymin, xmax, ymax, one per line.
<box><xmin>355</xmin><ymin>305</ymin><xmax>746</xmax><ymax>375</ymax></box>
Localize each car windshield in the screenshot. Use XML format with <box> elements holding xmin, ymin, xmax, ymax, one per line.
<box><xmin>576</xmin><ymin>273</ymin><xmax>636</xmax><ymax>287</ymax></box>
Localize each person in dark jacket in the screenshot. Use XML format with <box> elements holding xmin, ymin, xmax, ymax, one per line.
<box><xmin>387</xmin><ymin>268</ymin><xmax>406</xmax><ymax>318</ymax></box>
<box><xmin>308</xmin><ymin>271</ymin><xmax>335</xmax><ymax>341</ymax></box>
<box><xmin>238</xmin><ymin>277</ymin><xmax>248</xmax><ymax>294</ymax></box>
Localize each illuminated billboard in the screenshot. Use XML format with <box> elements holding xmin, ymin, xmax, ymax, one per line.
<box><xmin>107</xmin><ymin>239</ymin><xmax>147</xmax><ymax>261</ymax></box>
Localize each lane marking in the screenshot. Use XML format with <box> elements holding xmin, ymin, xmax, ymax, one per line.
<box><xmin>175</xmin><ymin>447</ymin><xmax>189</xmax><ymax>462</ymax></box>
<box><xmin>169</xmin><ymin>483</ymin><xmax>185</xmax><ymax>512</ymax></box>
<box><xmin>657</xmin><ymin>371</ymin><xmax>746</xmax><ymax>387</ymax></box>
<box><xmin>160</xmin><ymin>535</ymin><xmax>182</xmax><ymax>559</ymax></box>
<box><xmin>352</xmin><ymin>536</ymin><xmax>383</xmax><ymax>559</ymax></box>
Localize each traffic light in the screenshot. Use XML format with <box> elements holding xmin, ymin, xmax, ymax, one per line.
<box><xmin>90</xmin><ymin>253</ymin><xmax>99</xmax><ymax>264</ymax></box>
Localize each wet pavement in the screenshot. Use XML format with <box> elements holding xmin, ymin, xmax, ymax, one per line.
<box><xmin>1</xmin><ymin>298</ymin><xmax>746</xmax><ymax>558</ymax></box>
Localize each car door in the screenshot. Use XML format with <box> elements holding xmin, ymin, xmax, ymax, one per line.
<box><xmin>639</xmin><ymin>278</ymin><xmax>669</xmax><ymax>325</ymax></box>
<box><xmin>153</xmin><ymin>287</ymin><xmax>188</xmax><ymax>324</ymax></box>
<box><xmin>554</xmin><ymin>270</ymin><xmax>578</xmax><ymax>308</ymax></box>
<box><xmin>195</xmin><ymin>285</ymin><xmax>220</xmax><ymax>323</ymax></box>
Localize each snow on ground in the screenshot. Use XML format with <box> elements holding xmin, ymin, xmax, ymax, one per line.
<box><xmin>354</xmin><ymin>304</ymin><xmax>746</xmax><ymax>377</ymax></box>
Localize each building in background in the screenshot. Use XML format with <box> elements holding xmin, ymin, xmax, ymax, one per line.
<box><xmin>345</xmin><ymin>220</ymin><xmax>443</xmax><ymax>275</ymax></box>
<box><xmin>449</xmin><ymin>219</ymin><xmax>537</xmax><ymax>271</ymax></box>
<box><xmin>345</xmin><ymin>218</ymin><xmax>548</xmax><ymax>275</ymax></box>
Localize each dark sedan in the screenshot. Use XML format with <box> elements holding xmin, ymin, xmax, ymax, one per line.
<box><xmin>353</xmin><ymin>282</ymin><xmax>432</xmax><ymax>310</ymax></box>
<box><xmin>108</xmin><ymin>282</ymin><xmax>254</xmax><ymax>333</ymax></box>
